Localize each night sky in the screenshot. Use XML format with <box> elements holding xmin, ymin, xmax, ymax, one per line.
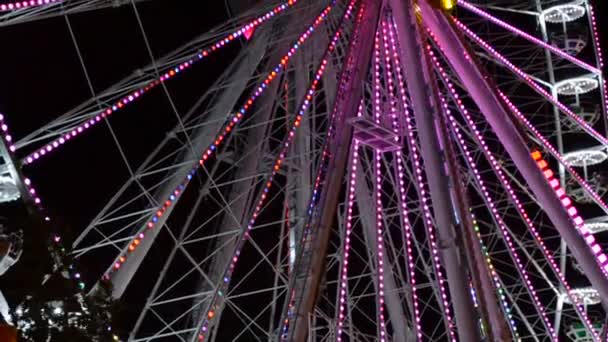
<box><xmin>0</xmin><ymin>0</ymin><xmax>607</xmax><ymax>338</ymax></box>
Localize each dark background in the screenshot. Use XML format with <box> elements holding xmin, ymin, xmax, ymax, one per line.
<box><xmin>0</xmin><ymin>0</ymin><xmax>606</xmax><ymax>338</ymax></box>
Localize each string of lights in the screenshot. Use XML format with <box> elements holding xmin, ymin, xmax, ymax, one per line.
<box><xmin>23</xmin><ymin>0</ymin><xmax>300</xmax><ymax>165</ymax></box>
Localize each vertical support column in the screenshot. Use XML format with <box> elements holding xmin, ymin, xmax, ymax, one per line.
<box><xmin>285</xmin><ymin>0</ymin><xmax>382</xmax><ymax>340</ymax></box>
<box><xmin>419</xmin><ymin>0</ymin><xmax>608</xmax><ymax>310</ymax></box>
<box><xmin>388</xmin><ymin>0</ymin><xmax>481</xmax><ymax>340</ymax></box>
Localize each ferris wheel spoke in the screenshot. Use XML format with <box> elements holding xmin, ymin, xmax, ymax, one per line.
<box><xmin>0</xmin><ymin>0</ymin><xmax>156</xmax><ymax>27</ymax></box>
<box><xmin>446</xmin><ymin>97</ymin><xmax>601</xmax><ymax>340</ymax></box>
<box><xmin>447</xmin><ymin>112</ymin><xmax>559</xmax><ymax>339</ymax></box>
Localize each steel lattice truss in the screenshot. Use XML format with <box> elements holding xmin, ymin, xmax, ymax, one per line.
<box><xmin>1</xmin><ymin>0</ymin><xmax>608</xmax><ymax>341</ymax></box>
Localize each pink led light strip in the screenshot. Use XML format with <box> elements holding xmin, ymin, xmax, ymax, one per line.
<box><xmin>23</xmin><ymin>0</ymin><xmax>299</xmax><ymax>165</ymax></box>
<box><xmin>428</xmin><ymin>42</ymin><xmax>596</xmax><ymax>338</ymax></box>
<box><xmin>496</xmin><ymin>89</ymin><xmax>608</xmax><ymax>215</ymax></box>
<box><xmin>0</xmin><ymin>0</ymin><xmax>59</xmax><ymax>11</ymax></box>
<box><xmin>382</xmin><ymin>16</ymin><xmax>422</xmax><ymax>339</ymax></box>
<box><xmin>372</xmin><ymin>28</ymin><xmax>387</xmax><ymax>342</ymax></box>
<box><xmin>451</xmin><ymin>16</ymin><xmax>608</xmax><ymax>149</ymax></box>
<box><xmin>458</xmin><ymin>0</ymin><xmax>600</xmax><ymax>74</ymax></box>
<box><xmin>587</xmin><ymin>3</ymin><xmax>605</xmax><ymax>69</ymax></box>
<box><xmin>586</xmin><ymin>2</ymin><xmax>608</xmax><ymax>138</ymax></box>
<box><xmin>335</xmin><ymin>137</ymin><xmax>360</xmax><ymax>342</ymax></box>
<box><xmin>390</xmin><ymin>24</ymin><xmax>457</xmax><ymax>342</ymax></box>
<box><xmin>104</xmin><ymin>3</ymin><xmax>334</xmax><ymax>279</ymax></box>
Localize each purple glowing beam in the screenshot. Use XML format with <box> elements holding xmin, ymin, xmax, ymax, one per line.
<box><xmin>0</xmin><ymin>0</ymin><xmax>60</xmax><ymax>11</ymax></box>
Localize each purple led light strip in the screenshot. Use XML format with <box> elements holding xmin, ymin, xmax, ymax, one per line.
<box><xmin>390</xmin><ymin>21</ymin><xmax>457</xmax><ymax>341</ymax></box>
<box><xmin>104</xmin><ymin>3</ymin><xmax>334</xmax><ymax>280</ymax></box>
<box><xmin>0</xmin><ymin>0</ymin><xmax>59</xmax><ymax>11</ymax></box>
<box><xmin>335</xmin><ymin>137</ymin><xmax>360</xmax><ymax>342</ymax></box>
<box><xmin>23</xmin><ymin>0</ymin><xmax>300</xmax><ymax>165</ymax></box>
<box><xmin>371</xmin><ymin>27</ymin><xmax>388</xmax><ymax>342</ymax></box>
<box><xmin>458</xmin><ymin>0</ymin><xmax>600</xmax><ymax>74</ymax></box>
<box><xmin>452</xmin><ymin>16</ymin><xmax>608</xmax><ymax>150</ymax></box>
<box><xmin>586</xmin><ymin>2</ymin><xmax>608</xmax><ymax>140</ymax></box>
<box><xmin>382</xmin><ymin>17</ymin><xmax>421</xmax><ymax>339</ymax></box>
<box><xmin>428</xmin><ymin>44</ymin><xmax>597</xmax><ymax>339</ymax></box>
<box><xmin>587</xmin><ymin>3</ymin><xmax>605</xmax><ymax>70</ymax></box>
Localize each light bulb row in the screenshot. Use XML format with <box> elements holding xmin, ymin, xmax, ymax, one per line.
<box><xmin>0</xmin><ymin>0</ymin><xmax>59</xmax><ymax>11</ymax></box>
<box><xmin>586</xmin><ymin>3</ymin><xmax>608</xmax><ymax>129</ymax></box>
<box><xmin>104</xmin><ymin>3</ymin><xmax>334</xmax><ymax>281</ymax></box>
<box><xmin>372</xmin><ymin>28</ymin><xmax>387</xmax><ymax>341</ymax></box>
<box><xmin>472</xmin><ymin>216</ymin><xmax>520</xmax><ymax>339</ymax></box>
<box><xmin>335</xmin><ymin>138</ymin><xmax>360</xmax><ymax>342</ymax></box>
<box><xmin>532</xmin><ymin>151</ymin><xmax>608</xmax><ymax>278</ymax></box>
<box><xmin>23</xmin><ymin>0</ymin><xmax>299</xmax><ymax>165</ymax></box>
<box><xmin>451</xmin><ymin>16</ymin><xmax>608</xmax><ymax>149</ymax></box>
<box><xmin>586</xmin><ymin>3</ymin><xmax>604</xmax><ymax>69</ymax></box>
<box><xmin>458</xmin><ymin>1</ymin><xmax>599</xmax><ymax>74</ymax></box>
<box><xmin>194</xmin><ymin>2</ymin><xmax>355</xmax><ymax>337</ymax></box>
<box><xmin>383</xmin><ymin>16</ymin><xmax>422</xmax><ymax>340</ymax></box>
<box><xmin>0</xmin><ymin>113</ymin><xmax>16</xmax><ymax>153</ymax></box>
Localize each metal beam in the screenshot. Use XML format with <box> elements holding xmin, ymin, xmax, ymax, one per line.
<box><xmin>388</xmin><ymin>0</ymin><xmax>481</xmax><ymax>340</ymax></box>
<box><xmin>284</xmin><ymin>0</ymin><xmax>381</xmax><ymax>340</ymax></box>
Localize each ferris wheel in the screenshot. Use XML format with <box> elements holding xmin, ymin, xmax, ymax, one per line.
<box><xmin>1</xmin><ymin>0</ymin><xmax>608</xmax><ymax>340</ymax></box>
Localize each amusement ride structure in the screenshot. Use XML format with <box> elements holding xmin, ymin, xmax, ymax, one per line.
<box><xmin>1</xmin><ymin>0</ymin><xmax>608</xmax><ymax>340</ymax></box>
